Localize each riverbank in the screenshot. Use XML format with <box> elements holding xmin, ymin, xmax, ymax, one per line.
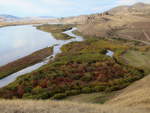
<box><xmin>0</xmin><ymin>47</ymin><xmax>53</xmax><ymax>79</ymax></box>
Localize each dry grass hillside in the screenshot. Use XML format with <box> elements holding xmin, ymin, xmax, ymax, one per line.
<box><xmin>0</xmin><ymin>75</ymin><xmax>150</xmax><ymax>113</ymax></box>
<box><xmin>108</xmin><ymin>74</ymin><xmax>150</xmax><ymax>107</ymax></box>
<box><xmin>61</xmin><ymin>3</ymin><xmax>150</xmax><ymax>44</ymax></box>
<box><xmin>0</xmin><ymin>99</ymin><xmax>149</xmax><ymax>113</ymax></box>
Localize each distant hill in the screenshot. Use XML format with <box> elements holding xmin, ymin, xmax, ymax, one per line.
<box><xmin>0</xmin><ymin>15</ymin><xmax>55</xmax><ymax>22</ymax></box>
<box><xmin>39</xmin><ymin>16</ymin><xmax>55</xmax><ymax>18</ymax></box>
<box><xmin>0</xmin><ymin>14</ymin><xmax>19</xmax><ymax>19</ymax></box>
<box><xmin>0</xmin><ymin>14</ymin><xmax>20</xmax><ymax>22</ymax></box>
<box><xmin>59</xmin><ymin>2</ymin><xmax>150</xmax><ymax>44</ymax></box>
<box><xmin>107</xmin><ymin>2</ymin><xmax>150</xmax><ymax>15</ymax></box>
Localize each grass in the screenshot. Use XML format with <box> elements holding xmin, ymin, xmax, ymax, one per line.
<box><xmin>0</xmin><ymin>47</ymin><xmax>53</xmax><ymax>79</ymax></box>
<box><xmin>0</xmin><ymin>99</ymin><xmax>149</xmax><ymax>113</ymax></box>
<box><xmin>64</xmin><ymin>92</ymin><xmax>115</xmax><ymax>104</ymax></box>
<box><xmin>123</xmin><ymin>50</ymin><xmax>150</xmax><ymax>73</ymax></box>
<box><xmin>108</xmin><ymin>74</ymin><xmax>150</xmax><ymax>107</ymax></box>
<box><xmin>36</xmin><ymin>24</ymin><xmax>74</xmax><ymax>40</ymax></box>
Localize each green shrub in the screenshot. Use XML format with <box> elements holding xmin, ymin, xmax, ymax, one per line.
<box><xmin>32</xmin><ymin>86</ymin><xmax>45</xmax><ymax>94</ymax></box>
<box><xmin>81</xmin><ymin>73</ymin><xmax>93</xmax><ymax>82</ymax></box>
<box><xmin>99</xmin><ymin>49</ymin><xmax>107</xmax><ymax>54</ymax></box>
<box><xmin>52</xmin><ymin>93</ymin><xmax>67</xmax><ymax>100</ymax></box>
<box><xmin>23</xmin><ymin>92</ymin><xmax>50</xmax><ymax>99</ymax></box>
<box><xmin>94</xmin><ymin>86</ymin><xmax>106</xmax><ymax>92</ymax></box>
<box><xmin>22</xmin><ymin>93</ymin><xmax>32</xmax><ymax>99</ymax></box>
<box><xmin>65</xmin><ymin>90</ymin><xmax>80</xmax><ymax>96</ymax></box>
<box><xmin>82</xmin><ymin>87</ymin><xmax>92</xmax><ymax>93</ymax></box>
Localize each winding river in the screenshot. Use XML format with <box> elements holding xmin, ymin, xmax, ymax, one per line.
<box><xmin>0</xmin><ymin>26</ymin><xmax>83</xmax><ymax>88</ymax></box>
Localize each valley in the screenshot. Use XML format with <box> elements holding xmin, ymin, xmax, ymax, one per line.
<box><xmin>0</xmin><ymin>2</ymin><xmax>150</xmax><ymax>113</ymax></box>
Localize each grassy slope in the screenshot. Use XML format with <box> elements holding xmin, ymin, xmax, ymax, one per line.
<box><xmin>107</xmin><ymin>74</ymin><xmax>150</xmax><ymax>107</ymax></box>
<box><xmin>0</xmin><ymin>47</ymin><xmax>53</xmax><ymax>79</ymax></box>
<box><xmin>63</xmin><ymin>92</ymin><xmax>115</xmax><ymax>104</ymax></box>
<box><xmin>0</xmin><ymin>97</ymin><xmax>149</xmax><ymax>113</ymax></box>
<box><xmin>123</xmin><ymin>50</ymin><xmax>150</xmax><ymax>73</ymax></box>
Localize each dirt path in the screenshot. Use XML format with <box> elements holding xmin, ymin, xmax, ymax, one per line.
<box><xmin>123</xmin><ymin>35</ymin><xmax>150</xmax><ymax>45</ymax></box>
<box><xmin>143</xmin><ymin>30</ymin><xmax>150</xmax><ymax>41</ymax></box>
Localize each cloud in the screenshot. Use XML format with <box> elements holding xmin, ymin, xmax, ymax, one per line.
<box><xmin>0</xmin><ymin>0</ymin><xmax>149</xmax><ymax>17</ymax></box>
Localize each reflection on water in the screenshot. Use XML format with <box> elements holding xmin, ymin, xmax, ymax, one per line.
<box><xmin>0</xmin><ymin>27</ymin><xmax>84</xmax><ymax>88</ymax></box>
<box><xmin>0</xmin><ymin>25</ymin><xmax>62</xmax><ymax>66</ymax></box>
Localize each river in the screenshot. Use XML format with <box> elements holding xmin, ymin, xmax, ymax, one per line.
<box><xmin>0</xmin><ymin>26</ymin><xmax>83</xmax><ymax>88</ymax></box>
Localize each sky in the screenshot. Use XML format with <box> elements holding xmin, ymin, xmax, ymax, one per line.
<box><xmin>0</xmin><ymin>0</ymin><xmax>150</xmax><ymax>17</ymax></box>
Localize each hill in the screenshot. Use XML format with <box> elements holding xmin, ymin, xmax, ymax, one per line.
<box><xmin>0</xmin><ymin>14</ymin><xmax>20</xmax><ymax>22</ymax></box>
<box><xmin>108</xmin><ymin>2</ymin><xmax>150</xmax><ymax>16</ymax></box>
<box><xmin>60</xmin><ymin>3</ymin><xmax>150</xmax><ymax>44</ymax></box>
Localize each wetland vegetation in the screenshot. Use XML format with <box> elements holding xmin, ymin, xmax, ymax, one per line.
<box><xmin>0</xmin><ymin>47</ymin><xmax>53</xmax><ymax>79</ymax></box>
<box><xmin>0</xmin><ymin>25</ymin><xmax>148</xmax><ymax>102</ymax></box>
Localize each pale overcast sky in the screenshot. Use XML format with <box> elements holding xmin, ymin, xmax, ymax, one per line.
<box><xmin>0</xmin><ymin>0</ymin><xmax>150</xmax><ymax>17</ymax></box>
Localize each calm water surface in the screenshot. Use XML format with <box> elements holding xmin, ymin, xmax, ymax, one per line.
<box><xmin>0</xmin><ymin>27</ymin><xmax>83</xmax><ymax>88</ymax></box>
<box><xmin>0</xmin><ymin>25</ymin><xmax>62</xmax><ymax>66</ymax></box>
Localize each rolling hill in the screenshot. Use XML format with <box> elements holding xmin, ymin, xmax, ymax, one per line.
<box><xmin>60</xmin><ymin>3</ymin><xmax>150</xmax><ymax>44</ymax></box>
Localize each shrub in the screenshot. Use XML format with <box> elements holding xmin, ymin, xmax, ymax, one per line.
<box><xmin>81</xmin><ymin>73</ymin><xmax>93</xmax><ymax>82</ymax></box>
<box><xmin>23</xmin><ymin>92</ymin><xmax>50</xmax><ymax>99</ymax></box>
<box><xmin>94</xmin><ymin>86</ymin><xmax>106</xmax><ymax>92</ymax></box>
<box><xmin>22</xmin><ymin>93</ymin><xmax>33</xmax><ymax>99</ymax></box>
<box><xmin>32</xmin><ymin>86</ymin><xmax>45</xmax><ymax>94</ymax></box>
<box><xmin>82</xmin><ymin>87</ymin><xmax>92</xmax><ymax>93</ymax></box>
<box><xmin>99</xmin><ymin>49</ymin><xmax>107</xmax><ymax>54</ymax></box>
<box><xmin>34</xmin><ymin>92</ymin><xmax>50</xmax><ymax>99</ymax></box>
<box><xmin>65</xmin><ymin>90</ymin><xmax>80</xmax><ymax>96</ymax></box>
<box><xmin>52</xmin><ymin>93</ymin><xmax>67</xmax><ymax>100</ymax></box>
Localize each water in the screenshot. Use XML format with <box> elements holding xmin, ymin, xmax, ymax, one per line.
<box><xmin>106</xmin><ymin>50</ymin><xmax>114</xmax><ymax>57</ymax></box>
<box><xmin>0</xmin><ymin>27</ymin><xmax>83</xmax><ymax>88</ymax></box>
<box><xmin>0</xmin><ymin>25</ymin><xmax>62</xmax><ymax>66</ymax></box>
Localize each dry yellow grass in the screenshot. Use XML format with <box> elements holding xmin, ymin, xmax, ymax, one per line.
<box><xmin>0</xmin><ymin>99</ymin><xmax>149</xmax><ymax>113</ymax></box>
<box><xmin>108</xmin><ymin>74</ymin><xmax>150</xmax><ymax>108</ymax></box>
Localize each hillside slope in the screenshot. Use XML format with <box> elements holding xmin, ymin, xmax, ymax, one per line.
<box><xmin>0</xmin><ymin>99</ymin><xmax>149</xmax><ymax>113</ymax></box>
<box><xmin>0</xmin><ymin>75</ymin><xmax>150</xmax><ymax>113</ymax></box>
<box><xmin>107</xmin><ymin>74</ymin><xmax>150</xmax><ymax>107</ymax></box>
<box><xmin>60</xmin><ymin>3</ymin><xmax>150</xmax><ymax>43</ymax></box>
